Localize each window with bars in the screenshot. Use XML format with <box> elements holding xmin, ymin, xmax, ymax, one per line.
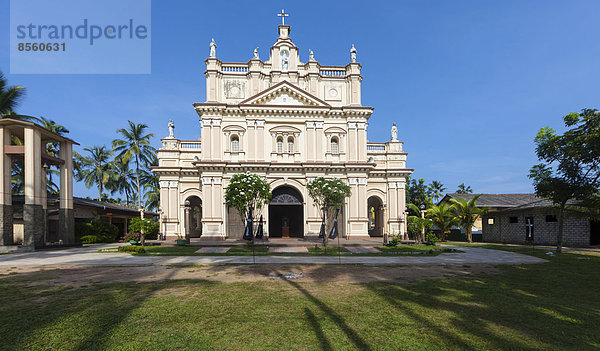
<box><xmin>331</xmin><ymin>137</ymin><xmax>339</xmax><ymax>154</ymax></box>
<box><xmin>287</xmin><ymin>137</ymin><xmax>294</xmax><ymax>153</ymax></box>
<box><xmin>230</xmin><ymin>135</ymin><xmax>239</xmax><ymax>153</ymax></box>
<box><xmin>276</xmin><ymin>137</ymin><xmax>283</xmax><ymax>153</ymax></box>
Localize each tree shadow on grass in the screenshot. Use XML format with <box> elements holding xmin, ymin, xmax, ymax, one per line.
<box><xmin>0</xmin><ymin>267</ymin><xmax>212</xmax><ymax>351</ymax></box>
<box><xmin>273</xmin><ymin>268</ymin><xmax>371</xmax><ymax>350</ymax></box>
<box><xmin>304</xmin><ymin>307</ymin><xmax>333</xmax><ymax>351</ymax></box>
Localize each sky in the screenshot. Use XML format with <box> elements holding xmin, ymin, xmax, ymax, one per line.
<box><xmin>1</xmin><ymin>0</ymin><xmax>600</xmax><ymax>199</ymax></box>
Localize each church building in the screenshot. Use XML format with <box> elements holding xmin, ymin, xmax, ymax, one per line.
<box><xmin>154</xmin><ymin>14</ymin><xmax>413</xmax><ymax>240</ymax></box>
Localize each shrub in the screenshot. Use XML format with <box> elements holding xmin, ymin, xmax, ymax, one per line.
<box><xmin>122</xmin><ymin>232</ymin><xmax>141</xmax><ymax>242</ymax></box>
<box><xmin>75</xmin><ymin>218</ymin><xmax>120</xmax><ymax>243</ymax></box>
<box><xmin>80</xmin><ymin>235</ymin><xmax>102</xmax><ymax>244</ymax></box>
<box><xmin>426</xmin><ymin>232</ymin><xmax>440</xmax><ymax>246</ymax></box>
<box><xmin>118</xmin><ymin>245</ymin><xmax>146</xmax><ymax>254</ymax></box>
<box><xmin>128</xmin><ymin>218</ymin><xmax>160</xmax><ymax>240</ymax></box>
<box><xmin>387</xmin><ymin>234</ymin><xmax>400</xmax><ymax>247</ymax></box>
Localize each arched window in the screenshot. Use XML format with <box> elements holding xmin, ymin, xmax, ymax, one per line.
<box><xmin>287</xmin><ymin>136</ymin><xmax>294</xmax><ymax>154</ymax></box>
<box><xmin>230</xmin><ymin>135</ymin><xmax>239</xmax><ymax>153</ymax></box>
<box><xmin>331</xmin><ymin>137</ymin><xmax>339</xmax><ymax>154</ymax></box>
<box><xmin>276</xmin><ymin>136</ymin><xmax>284</xmax><ymax>153</ymax></box>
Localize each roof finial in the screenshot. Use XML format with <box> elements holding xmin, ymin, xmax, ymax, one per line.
<box><xmin>277</xmin><ymin>9</ymin><xmax>289</xmax><ymax>26</ymax></box>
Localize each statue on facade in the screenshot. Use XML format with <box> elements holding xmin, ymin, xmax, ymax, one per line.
<box><xmin>308</xmin><ymin>49</ymin><xmax>315</xmax><ymax>61</ymax></box>
<box><xmin>391</xmin><ymin>123</ymin><xmax>398</xmax><ymax>142</ymax></box>
<box><xmin>281</xmin><ymin>50</ymin><xmax>289</xmax><ymax>70</ymax></box>
<box><xmin>209</xmin><ymin>38</ymin><xmax>217</xmax><ymax>58</ymax></box>
<box><xmin>168</xmin><ymin>119</ymin><xmax>175</xmax><ymax>138</ymax></box>
<box><xmin>253</xmin><ymin>47</ymin><xmax>259</xmax><ymax>59</ymax></box>
<box><xmin>350</xmin><ymin>44</ymin><xmax>357</xmax><ymax>63</ymax></box>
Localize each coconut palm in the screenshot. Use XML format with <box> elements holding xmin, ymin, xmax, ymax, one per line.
<box><xmin>427</xmin><ymin>180</ymin><xmax>446</xmax><ymax>203</ymax></box>
<box><xmin>0</xmin><ymin>71</ymin><xmax>26</xmax><ymax>117</ymax></box>
<box><xmin>456</xmin><ymin>183</ymin><xmax>473</xmax><ymax>194</ymax></box>
<box><xmin>427</xmin><ymin>202</ymin><xmax>456</xmax><ymax>241</ymax></box>
<box><xmin>112</xmin><ymin>121</ymin><xmax>155</xmax><ymax>210</ymax></box>
<box><xmin>107</xmin><ymin>160</ymin><xmax>135</xmax><ymax>206</ymax></box>
<box><xmin>450</xmin><ymin>195</ymin><xmax>484</xmax><ymax>243</ymax></box>
<box><xmin>75</xmin><ymin>145</ymin><xmax>114</xmax><ymax>200</ymax></box>
<box><xmin>38</xmin><ymin>116</ymin><xmax>70</xmax><ymax>194</ymax></box>
<box><xmin>141</xmin><ymin>155</ymin><xmax>159</xmax><ymax>211</ymax></box>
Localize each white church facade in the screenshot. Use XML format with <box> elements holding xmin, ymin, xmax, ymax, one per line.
<box><xmin>154</xmin><ymin>17</ymin><xmax>413</xmax><ymax>240</ymax></box>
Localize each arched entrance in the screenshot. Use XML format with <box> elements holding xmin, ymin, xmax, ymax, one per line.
<box><xmin>269</xmin><ymin>186</ymin><xmax>304</xmax><ymax>238</ymax></box>
<box><xmin>186</xmin><ymin>196</ymin><xmax>203</xmax><ymax>238</ymax></box>
<box><xmin>368</xmin><ymin>196</ymin><xmax>384</xmax><ymax>237</ymax></box>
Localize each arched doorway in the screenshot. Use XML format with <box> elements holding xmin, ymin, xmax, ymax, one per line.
<box><xmin>186</xmin><ymin>196</ymin><xmax>203</xmax><ymax>238</ymax></box>
<box><xmin>368</xmin><ymin>196</ymin><xmax>384</xmax><ymax>237</ymax></box>
<box><xmin>269</xmin><ymin>186</ymin><xmax>304</xmax><ymax>238</ymax></box>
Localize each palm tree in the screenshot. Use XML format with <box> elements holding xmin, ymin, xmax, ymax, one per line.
<box><xmin>0</xmin><ymin>71</ymin><xmax>26</xmax><ymax>116</ymax></box>
<box><xmin>427</xmin><ymin>180</ymin><xmax>446</xmax><ymax>203</ymax></box>
<box><xmin>75</xmin><ymin>145</ymin><xmax>114</xmax><ymax>200</ymax></box>
<box><xmin>107</xmin><ymin>160</ymin><xmax>134</xmax><ymax>206</ymax></box>
<box><xmin>450</xmin><ymin>195</ymin><xmax>484</xmax><ymax>243</ymax></box>
<box><xmin>427</xmin><ymin>202</ymin><xmax>456</xmax><ymax>241</ymax></box>
<box><xmin>112</xmin><ymin>121</ymin><xmax>155</xmax><ymax>210</ymax></box>
<box><xmin>140</xmin><ymin>156</ymin><xmax>159</xmax><ymax>211</ymax></box>
<box><xmin>456</xmin><ymin>183</ymin><xmax>473</xmax><ymax>194</ymax></box>
<box><xmin>38</xmin><ymin>117</ymin><xmax>70</xmax><ymax>194</ymax></box>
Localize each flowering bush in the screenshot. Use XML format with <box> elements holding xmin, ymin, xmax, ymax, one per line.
<box><xmin>121</xmin><ymin>232</ymin><xmax>141</xmax><ymax>243</ymax></box>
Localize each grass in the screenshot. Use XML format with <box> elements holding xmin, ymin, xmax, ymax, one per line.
<box><xmin>306</xmin><ymin>246</ymin><xmax>350</xmax><ymax>255</ymax></box>
<box><xmin>0</xmin><ymin>249</ymin><xmax>599</xmax><ymax>350</ymax></box>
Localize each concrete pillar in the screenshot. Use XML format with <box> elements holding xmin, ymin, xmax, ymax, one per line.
<box><xmin>58</xmin><ymin>141</ymin><xmax>74</xmax><ymax>244</ymax></box>
<box><xmin>0</xmin><ymin>128</ymin><xmax>12</xmax><ymax>245</ymax></box>
<box><xmin>23</xmin><ymin>127</ymin><xmax>44</xmax><ymax>247</ymax></box>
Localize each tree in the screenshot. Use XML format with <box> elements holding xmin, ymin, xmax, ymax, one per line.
<box><xmin>427</xmin><ymin>180</ymin><xmax>446</xmax><ymax>204</ymax></box>
<box><xmin>75</xmin><ymin>145</ymin><xmax>114</xmax><ymax>200</ymax></box>
<box><xmin>427</xmin><ymin>202</ymin><xmax>456</xmax><ymax>241</ymax></box>
<box><xmin>406</xmin><ymin>177</ymin><xmax>432</xmax><ymax>211</ymax></box>
<box><xmin>529</xmin><ymin>109</ymin><xmax>600</xmax><ymax>253</ymax></box>
<box><xmin>112</xmin><ymin>121</ymin><xmax>155</xmax><ymax>210</ymax></box>
<box><xmin>38</xmin><ymin>116</ymin><xmax>69</xmax><ymax>194</ymax></box>
<box><xmin>224</xmin><ymin>173</ymin><xmax>271</xmax><ymax>228</ymax></box>
<box><xmin>450</xmin><ymin>195</ymin><xmax>483</xmax><ymax>243</ymax></box>
<box><xmin>0</xmin><ymin>71</ymin><xmax>26</xmax><ymax>116</ymax></box>
<box><xmin>406</xmin><ymin>204</ymin><xmax>432</xmax><ymax>242</ymax></box>
<box><xmin>456</xmin><ymin>183</ymin><xmax>473</xmax><ymax>194</ymax></box>
<box><xmin>307</xmin><ymin>177</ymin><xmax>351</xmax><ymax>246</ymax></box>
<box><xmin>107</xmin><ymin>160</ymin><xmax>134</xmax><ymax>206</ymax></box>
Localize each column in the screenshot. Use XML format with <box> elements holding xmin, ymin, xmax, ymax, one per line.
<box><xmin>58</xmin><ymin>141</ymin><xmax>74</xmax><ymax>244</ymax></box>
<box><xmin>23</xmin><ymin>127</ymin><xmax>44</xmax><ymax>247</ymax></box>
<box><xmin>0</xmin><ymin>128</ymin><xmax>12</xmax><ymax>245</ymax></box>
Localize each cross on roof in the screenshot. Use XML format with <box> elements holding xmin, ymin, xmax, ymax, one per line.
<box><xmin>277</xmin><ymin>9</ymin><xmax>289</xmax><ymax>25</ymax></box>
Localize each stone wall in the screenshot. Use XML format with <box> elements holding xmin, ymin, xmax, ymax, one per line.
<box><xmin>483</xmin><ymin>207</ymin><xmax>590</xmax><ymax>247</ymax></box>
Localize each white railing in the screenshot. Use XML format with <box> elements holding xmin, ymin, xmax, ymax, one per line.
<box><xmin>319</xmin><ymin>68</ymin><xmax>346</xmax><ymax>77</ymax></box>
<box><xmin>222</xmin><ymin>65</ymin><xmax>249</xmax><ymax>73</ymax></box>
<box><xmin>367</xmin><ymin>144</ymin><xmax>386</xmax><ymax>151</ymax></box>
<box><xmin>180</xmin><ymin>141</ymin><xmax>201</xmax><ymax>150</ymax></box>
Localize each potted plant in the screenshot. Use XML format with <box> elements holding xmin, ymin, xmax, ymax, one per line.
<box><xmin>175</xmin><ymin>233</ymin><xmax>187</xmax><ymax>246</ymax></box>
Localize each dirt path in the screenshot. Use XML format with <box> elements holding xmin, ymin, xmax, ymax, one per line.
<box><xmin>0</xmin><ymin>263</ymin><xmax>501</xmax><ymax>287</ymax></box>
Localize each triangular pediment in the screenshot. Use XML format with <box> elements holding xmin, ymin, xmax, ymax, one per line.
<box><xmin>240</xmin><ymin>81</ymin><xmax>330</xmax><ymax>107</ymax></box>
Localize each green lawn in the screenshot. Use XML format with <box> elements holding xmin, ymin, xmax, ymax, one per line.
<box><xmin>1</xmin><ymin>249</ymin><xmax>599</xmax><ymax>350</ymax></box>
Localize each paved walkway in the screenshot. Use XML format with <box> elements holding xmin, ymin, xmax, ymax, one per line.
<box><xmin>0</xmin><ymin>244</ymin><xmax>546</xmax><ymax>267</ymax></box>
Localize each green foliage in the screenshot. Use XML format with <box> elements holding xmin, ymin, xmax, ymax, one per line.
<box><xmin>427</xmin><ymin>180</ymin><xmax>446</xmax><ymax>203</ymax></box>
<box><xmin>450</xmin><ymin>195</ymin><xmax>484</xmax><ymax>243</ymax></box>
<box><xmin>79</xmin><ymin>235</ymin><xmax>102</xmax><ymax>244</ymax></box>
<box><xmin>406</xmin><ymin>177</ymin><xmax>432</xmax><ymax>210</ymax></box>
<box><xmin>407</xmin><ymin>215</ymin><xmax>433</xmax><ymax>242</ymax></box>
<box><xmin>117</xmin><ymin>245</ymin><xmax>146</xmax><ymax>254</ymax></box>
<box><xmin>128</xmin><ymin>218</ymin><xmax>159</xmax><ymax>240</ymax></box>
<box><xmin>427</xmin><ymin>202</ymin><xmax>457</xmax><ymax>241</ymax></box>
<box><xmin>224</xmin><ymin>172</ymin><xmax>271</xmax><ymax>222</ymax></box>
<box><xmin>386</xmin><ymin>234</ymin><xmax>400</xmax><ymax>247</ymax></box>
<box><xmin>75</xmin><ymin>218</ymin><xmax>120</xmax><ymax>243</ymax></box>
<box><xmin>425</xmin><ymin>232</ymin><xmax>440</xmax><ymax>245</ymax></box>
<box><xmin>0</xmin><ymin>70</ymin><xmax>26</xmax><ymax>116</ymax></box>
<box><xmin>307</xmin><ymin>177</ymin><xmax>351</xmax><ymax>214</ymax></box>
<box><xmin>456</xmin><ymin>183</ymin><xmax>473</xmax><ymax>194</ymax></box>
<box><xmin>529</xmin><ymin>108</ymin><xmax>600</xmax><ymax>252</ymax></box>
<box><xmin>74</xmin><ymin>146</ymin><xmax>114</xmax><ymax>200</ymax></box>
